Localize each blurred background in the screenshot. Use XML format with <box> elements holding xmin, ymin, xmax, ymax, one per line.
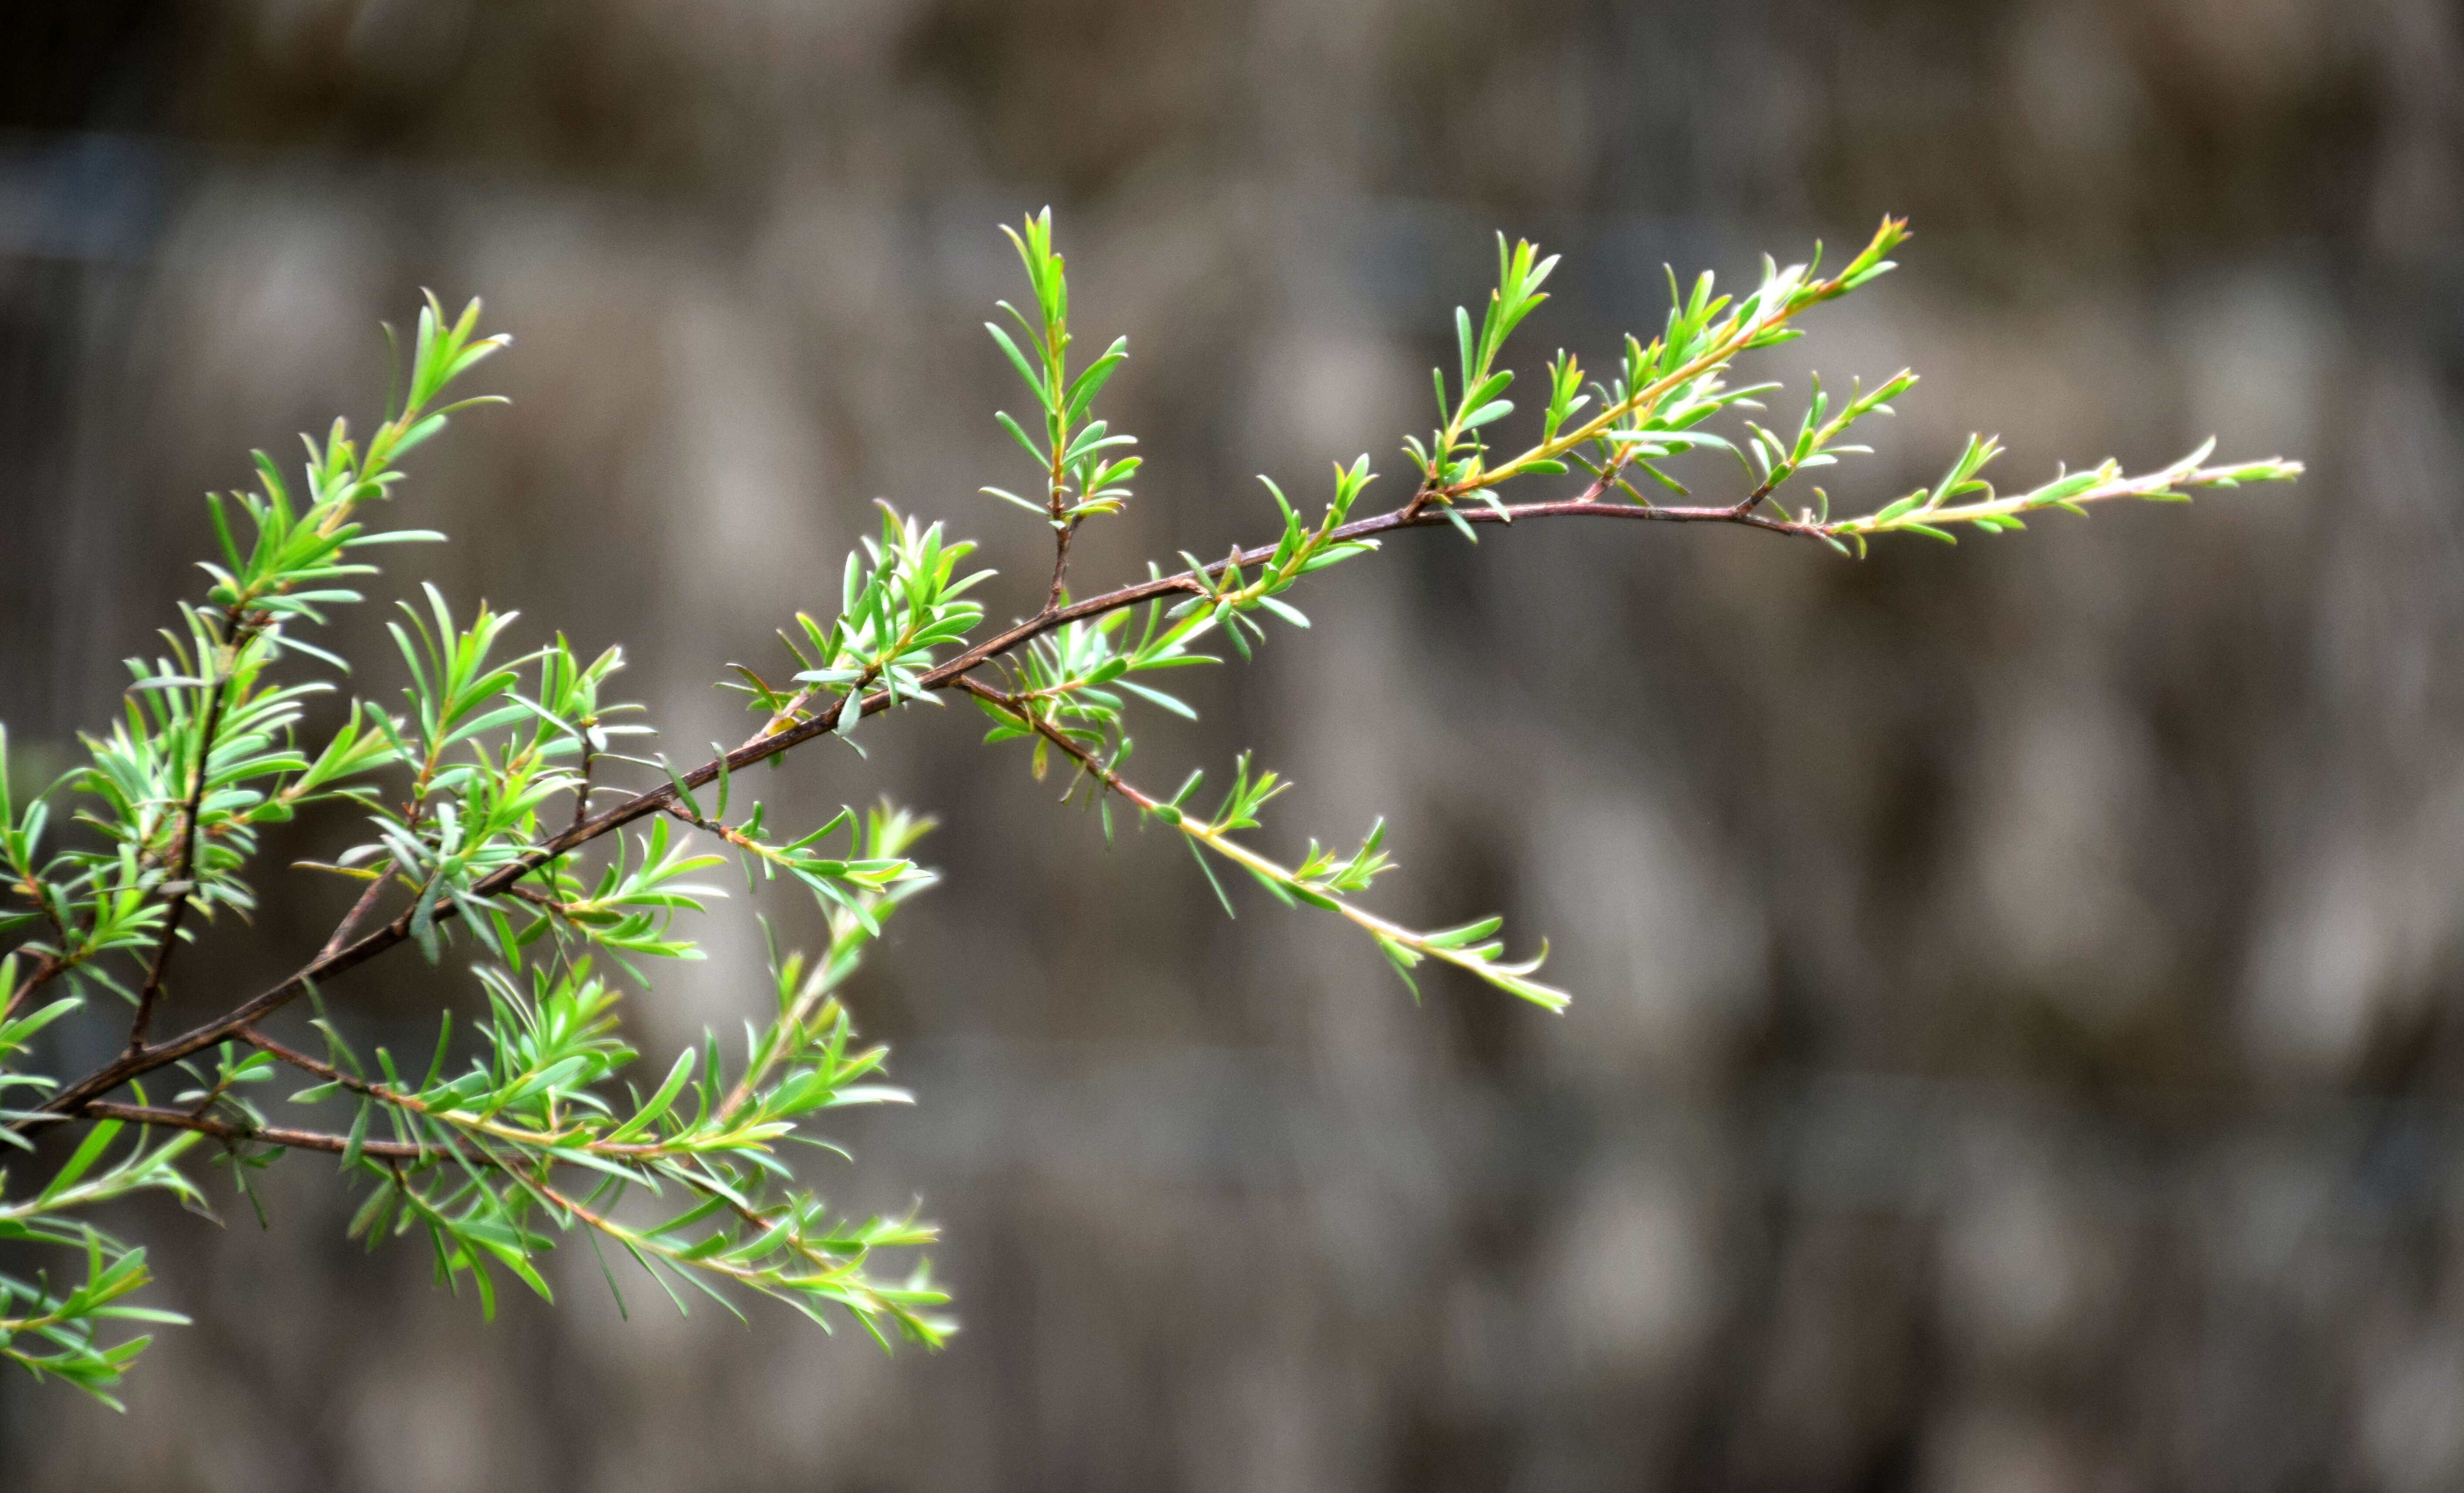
<box><xmin>4</xmin><ymin>0</ymin><xmax>2462</xmax><ymax>1488</ymax></box>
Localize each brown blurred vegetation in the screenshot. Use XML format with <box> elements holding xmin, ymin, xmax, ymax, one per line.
<box><xmin>4</xmin><ymin>1</ymin><xmax>2463</xmax><ymax>1489</ymax></box>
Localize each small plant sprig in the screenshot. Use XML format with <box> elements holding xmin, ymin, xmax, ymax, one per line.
<box><xmin>980</xmin><ymin>208</ymin><xmax>1143</xmax><ymax>609</ymax></box>
<box><xmin>0</xmin><ymin>210</ymin><xmax>2298</xmax><ymax>1405</ymax></box>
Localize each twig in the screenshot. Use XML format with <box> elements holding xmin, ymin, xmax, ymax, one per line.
<box><xmin>238</xmin><ymin>1026</ymin><xmax>379</xmax><ymax>1094</ymax></box>
<box><xmin>1728</xmin><ymin>469</ymin><xmax>1783</xmax><ymax>518</ymax></box>
<box><xmin>316</xmin><ymin>874</ymin><xmax>391</xmax><ymax>966</ymax></box>
<box><xmin>958</xmin><ymin>679</ymin><xmax>1138</xmax><ymax>803</ymax></box>
<box><xmin>25</xmin><ymin>454</ymin><xmax>2242</xmax><ymax>1127</ymax></box>
<box><xmin>2</xmin><ymin>874</ymin><xmax>81</xmax><ymax>1020</ymax></box>
<box><xmin>84</xmin><ymin>1099</ymin><xmax>475</xmax><ymax>1163</ymax></box>
<box><xmin>1044</xmin><ymin>518</ymin><xmax>1081</xmax><ymax>612</ymax></box>
<box><xmin>16</xmin><ymin>484</ymin><xmax>1815</xmax><ymax>1125</ymax></box>
<box><xmin>126</xmin><ymin>632</ymin><xmax>245</xmax><ymax>1054</ymax></box>
<box><xmin>565</xmin><ymin>743</ymin><xmax>596</xmax><ymax>833</ymax></box>
<box><xmin>0</xmin><ymin>952</ymin><xmax>59</xmax><ymax>1027</ymax></box>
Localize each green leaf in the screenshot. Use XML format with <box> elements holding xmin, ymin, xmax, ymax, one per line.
<box><xmin>983</xmin><ymin>324</ymin><xmax>1052</xmax><ymax>410</ymax></box>
<box><xmin>37</xmin><ymin>1121</ymin><xmax>124</xmax><ymax>1205</ymax></box>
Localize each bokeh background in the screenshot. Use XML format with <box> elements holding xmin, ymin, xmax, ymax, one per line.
<box><xmin>5</xmin><ymin>1</ymin><xmax>2463</xmax><ymax>1489</ymax></box>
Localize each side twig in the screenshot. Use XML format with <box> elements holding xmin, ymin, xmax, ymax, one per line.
<box><xmin>126</xmin><ymin>629</ymin><xmax>245</xmax><ymax>1053</ymax></box>
<box><xmin>25</xmin><ymin>456</ymin><xmax>2258</xmax><ymax>1128</ymax></box>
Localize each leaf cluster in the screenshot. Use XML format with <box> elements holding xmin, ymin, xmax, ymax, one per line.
<box><xmin>0</xmin><ymin>207</ymin><xmax>2300</xmax><ymax>1407</ymax></box>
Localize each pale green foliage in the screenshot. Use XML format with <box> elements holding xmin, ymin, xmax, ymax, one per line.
<box><xmin>0</xmin><ymin>214</ymin><xmax>2298</xmax><ymax>1406</ymax></box>
<box><xmin>980</xmin><ymin>209</ymin><xmax>1144</xmax><ymax>528</ymax></box>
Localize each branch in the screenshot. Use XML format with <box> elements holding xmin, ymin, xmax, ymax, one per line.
<box><xmin>23</xmin><ymin>453</ymin><xmax>2282</xmax><ymax>1127</ymax></box>
<box><xmin>83</xmin><ymin>1100</ymin><xmax>443</xmax><ymax>1161</ymax></box>
<box><xmin>315</xmin><ymin>869</ymin><xmax>391</xmax><ymax>967</ymax></box>
<box><xmin>931</xmin><ymin>487</ymin><xmax>1818</xmax><ymax>682</ymax></box>
<box><xmin>0</xmin><ymin>951</ymin><xmax>62</xmax><ymax>1027</ymax></box>
<box><xmin>1044</xmin><ymin>518</ymin><xmax>1081</xmax><ymax>612</ymax></box>
<box><xmin>229</xmin><ymin>1027</ymin><xmax>691</xmax><ymax>1162</ymax></box>
<box><xmin>126</xmin><ymin>631</ymin><xmax>244</xmax><ymax>1053</ymax></box>
<box><xmin>958</xmin><ymin>677</ymin><xmax>1566</xmax><ymax>1010</ymax></box>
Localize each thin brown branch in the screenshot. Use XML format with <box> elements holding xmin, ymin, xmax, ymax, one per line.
<box><xmin>934</xmin><ymin>487</ymin><xmax>1819</xmax><ymax>684</ymax></box>
<box><xmin>1</xmin><ymin>950</ymin><xmax>63</xmax><ymax>1027</ymax></box>
<box><xmin>239</xmin><ymin>1026</ymin><xmax>378</xmax><ymax>1094</ymax></box>
<box><xmin>127</xmin><ymin>637</ymin><xmax>245</xmax><ymax>1054</ymax></box>
<box><xmin>176</xmin><ymin>1021</ymin><xmax>351</xmax><ymax>1121</ymax></box>
<box><xmin>1042</xmin><ymin>368</ymin><xmax>1071</xmax><ymax>604</ymax></box>
<box><xmin>236</xmin><ymin>1025</ymin><xmax>682</xmax><ymax>1163</ymax></box>
<box><xmin>28</xmin><ymin>921</ymin><xmax>414</xmax><ymax>1128</ymax></box>
<box><xmin>25</xmin><ymin>484</ymin><xmax>1814</xmax><ymax>1130</ymax></box>
<box><xmin>1044</xmin><ymin>517</ymin><xmax>1081</xmax><ymax>612</ymax></box>
<box><xmin>144</xmin><ymin>1142</ymin><xmax>857</xmax><ymax>1304</ymax></box>
<box><xmin>316</xmin><ymin>873</ymin><xmax>391</xmax><ymax>966</ymax></box>
<box><xmin>1729</xmin><ymin>469</ymin><xmax>1784</xmax><ymax>518</ymax></box>
<box><xmin>84</xmin><ymin>1100</ymin><xmax>442</xmax><ymax>1161</ymax></box>
<box><xmin>958</xmin><ymin>678</ymin><xmax>1148</xmax><ymax>807</ymax></box>
<box><xmin>565</xmin><ymin>743</ymin><xmax>596</xmax><ymax>833</ymax></box>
